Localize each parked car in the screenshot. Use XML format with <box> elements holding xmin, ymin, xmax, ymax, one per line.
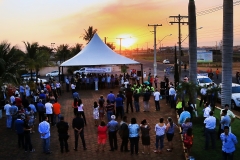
<box><xmin>163</xmin><ymin>59</ymin><xmax>170</xmax><ymax>64</ymax></box>
<box><xmin>46</xmin><ymin>70</ymin><xmax>61</xmax><ymax>77</ymax></box>
<box><xmin>21</xmin><ymin>72</ymin><xmax>38</xmax><ymax>78</ymax></box>
<box><xmin>73</xmin><ymin>68</ymin><xmax>86</xmax><ymax>75</ymax></box>
<box><xmin>25</xmin><ymin>77</ymin><xmax>48</xmax><ymax>83</ymax></box>
<box><xmin>197</xmin><ymin>75</ymin><xmax>215</xmax><ymax>87</ymax></box>
<box><xmin>218</xmin><ymin>83</ymin><xmax>240</xmax><ymax>109</ymax></box>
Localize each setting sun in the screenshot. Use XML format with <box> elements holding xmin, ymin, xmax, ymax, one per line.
<box><xmin>116</xmin><ymin>34</ymin><xmax>137</xmax><ymax>48</ymax></box>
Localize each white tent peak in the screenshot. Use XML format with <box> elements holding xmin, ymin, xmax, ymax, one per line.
<box><xmin>60</xmin><ymin>33</ymin><xmax>140</xmax><ymax>66</ymax></box>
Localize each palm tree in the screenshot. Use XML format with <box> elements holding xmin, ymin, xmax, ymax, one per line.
<box><xmin>221</xmin><ymin>0</ymin><xmax>233</xmax><ymax>108</ymax></box>
<box><xmin>23</xmin><ymin>41</ymin><xmax>49</xmax><ymax>82</ymax></box>
<box><xmin>82</xmin><ymin>26</ymin><xmax>97</xmax><ymax>43</ymax></box>
<box><xmin>55</xmin><ymin>44</ymin><xmax>70</xmax><ymax>63</ymax></box>
<box><xmin>188</xmin><ymin>0</ymin><xmax>197</xmax><ymax>104</ymax></box>
<box><xmin>106</xmin><ymin>43</ymin><xmax>115</xmax><ymax>50</ymax></box>
<box><xmin>0</xmin><ymin>41</ymin><xmax>24</xmax><ymax>85</ymax></box>
<box><xmin>70</xmin><ymin>43</ymin><xmax>82</xmax><ymax>57</ymax></box>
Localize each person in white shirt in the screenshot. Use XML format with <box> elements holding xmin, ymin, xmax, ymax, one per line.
<box><xmin>56</xmin><ymin>81</ymin><xmax>61</xmax><ymax>96</ymax></box>
<box><xmin>10</xmin><ymin>94</ymin><xmax>15</xmax><ymax>104</ymax></box>
<box><xmin>4</xmin><ymin>101</ymin><xmax>12</xmax><ymax>128</ymax></box>
<box><xmin>71</xmin><ymin>83</ymin><xmax>76</xmax><ymax>94</ymax></box>
<box><xmin>143</xmin><ymin>71</ymin><xmax>147</xmax><ymax>79</ymax></box>
<box><xmin>45</xmin><ymin>99</ymin><xmax>53</xmax><ymax>126</ymax></box>
<box><xmin>169</xmin><ymin>85</ymin><xmax>176</xmax><ymax>109</ymax></box>
<box><xmin>203</xmin><ymin>102</ymin><xmax>211</xmax><ymax>118</ymax></box>
<box><xmin>199</xmin><ymin>87</ymin><xmax>207</xmax><ymax>107</ymax></box>
<box><xmin>204</xmin><ymin>111</ymin><xmax>216</xmax><ymax>150</ymax></box>
<box><xmin>153</xmin><ymin>89</ymin><xmax>161</xmax><ymax>111</ymax></box>
<box><xmin>154</xmin><ymin>118</ymin><xmax>166</xmax><ymax>153</ymax></box>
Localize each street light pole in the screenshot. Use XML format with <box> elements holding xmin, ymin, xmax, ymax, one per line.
<box><xmin>158</xmin><ymin>34</ymin><xmax>172</xmax><ymax>54</ymax></box>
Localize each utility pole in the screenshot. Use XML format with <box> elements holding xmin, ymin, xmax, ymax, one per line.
<box><xmin>169</xmin><ymin>14</ymin><xmax>188</xmax><ymax>80</ymax></box>
<box><xmin>116</xmin><ymin>38</ymin><xmax>123</xmax><ymax>54</ymax></box>
<box><xmin>148</xmin><ymin>24</ymin><xmax>162</xmax><ymax>77</ymax></box>
<box><xmin>104</xmin><ymin>37</ymin><xmax>108</xmax><ymax>44</ymax></box>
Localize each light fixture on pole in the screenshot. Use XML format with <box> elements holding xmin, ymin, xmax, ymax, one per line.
<box><xmin>181</xmin><ymin>27</ymin><xmax>202</xmax><ymax>43</ymax></box>
<box><xmin>158</xmin><ymin>34</ymin><xmax>172</xmax><ymax>53</ymax></box>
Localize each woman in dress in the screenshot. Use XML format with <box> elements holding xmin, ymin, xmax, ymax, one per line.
<box><xmin>165</xmin><ymin>117</ymin><xmax>178</xmax><ymax>152</ymax></box>
<box><xmin>93</xmin><ymin>101</ymin><xmax>99</xmax><ymax>126</ymax></box>
<box><xmin>78</xmin><ymin>99</ymin><xmax>87</xmax><ymax>126</ymax></box>
<box><xmin>182</xmin><ymin>118</ymin><xmax>192</xmax><ymax>135</ymax></box>
<box><xmin>98</xmin><ymin>95</ymin><xmax>105</xmax><ymax>121</ymax></box>
<box><xmin>72</xmin><ymin>98</ymin><xmax>78</xmax><ymax>116</ymax></box>
<box><xmin>128</xmin><ymin>117</ymin><xmax>140</xmax><ymax>155</ymax></box>
<box><xmin>154</xmin><ymin>117</ymin><xmax>166</xmax><ymax>153</ymax></box>
<box><xmin>140</xmin><ymin>119</ymin><xmax>151</xmax><ymax>155</ymax></box>
<box><xmin>96</xmin><ymin>121</ymin><xmax>108</xmax><ymax>152</ymax></box>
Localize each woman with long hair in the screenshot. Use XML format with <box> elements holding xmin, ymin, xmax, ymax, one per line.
<box><xmin>165</xmin><ymin>117</ymin><xmax>178</xmax><ymax>152</ymax></box>
<box><xmin>98</xmin><ymin>95</ymin><xmax>105</xmax><ymax>121</ymax></box>
<box><xmin>78</xmin><ymin>99</ymin><xmax>87</xmax><ymax>126</ymax></box>
<box><xmin>154</xmin><ymin>118</ymin><xmax>166</xmax><ymax>154</ymax></box>
<box><xmin>93</xmin><ymin>101</ymin><xmax>99</xmax><ymax>126</ymax></box>
<box><xmin>140</xmin><ymin>119</ymin><xmax>151</xmax><ymax>155</ymax></box>
<box><xmin>96</xmin><ymin>121</ymin><xmax>108</xmax><ymax>152</ymax></box>
<box><xmin>72</xmin><ymin>98</ymin><xmax>78</xmax><ymax>116</ymax></box>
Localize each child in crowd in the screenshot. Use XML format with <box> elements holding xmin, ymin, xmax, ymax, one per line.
<box><xmin>93</xmin><ymin>101</ymin><xmax>99</xmax><ymax>126</ymax></box>
<box><xmin>183</xmin><ymin>128</ymin><xmax>193</xmax><ymax>159</ymax></box>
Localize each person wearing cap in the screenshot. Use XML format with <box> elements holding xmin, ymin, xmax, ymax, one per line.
<box><xmin>57</xmin><ymin>116</ymin><xmax>69</xmax><ymax>153</ymax></box>
<box><xmin>107</xmin><ymin>115</ymin><xmax>119</xmax><ymax>151</ymax></box>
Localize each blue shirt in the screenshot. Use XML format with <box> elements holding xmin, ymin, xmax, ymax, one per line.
<box><xmin>15</xmin><ymin>119</ymin><xmax>24</xmax><ymax>134</ymax></box>
<box><xmin>178</xmin><ymin>111</ymin><xmax>191</xmax><ymax>125</ymax></box>
<box><xmin>128</xmin><ymin>124</ymin><xmax>139</xmax><ymax>138</ymax></box>
<box><xmin>115</xmin><ymin>97</ymin><xmax>123</xmax><ymax>107</ymax></box>
<box><xmin>73</xmin><ymin>92</ymin><xmax>80</xmax><ymax>99</ymax></box>
<box><xmin>29</xmin><ymin>104</ymin><xmax>37</xmax><ymax>113</ymax></box>
<box><xmin>37</xmin><ymin>102</ymin><xmax>45</xmax><ymax>112</ymax></box>
<box><xmin>220</xmin><ymin>132</ymin><xmax>238</xmax><ymax>153</ymax></box>
<box><xmin>204</xmin><ymin>116</ymin><xmax>216</xmax><ymax>129</ymax></box>
<box><xmin>220</xmin><ymin>115</ymin><xmax>231</xmax><ymax>129</ymax></box>
<box><xmin>107</xmin><ymin>93</ymin><xmax>115</xmax><ymax>103</ymax></box>
<box><xmin>107</xmin><ymin>120</ymin><xmax>119</xmax><ymax>132</ymax></box>
<box><xmin>38</xmin><ymin>121</ymin><xmax>50</xmax><ymax>139</ymax></box>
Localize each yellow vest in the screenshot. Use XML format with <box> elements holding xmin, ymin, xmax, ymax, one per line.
<box><xmin>176</xmin><ymin>102</ymin><xmax>182</xmax><ymax>109</ymax></box>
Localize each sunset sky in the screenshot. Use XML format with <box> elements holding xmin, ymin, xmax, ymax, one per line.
<box><xmin>1</xmin><ymin>0</ymin><xmax>240</xmax><ymax>51</ymax></box>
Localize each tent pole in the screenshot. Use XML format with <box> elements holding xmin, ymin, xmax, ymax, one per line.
<box><xmin>141</xmin><ymin>63</ymin><xmax>143</xmax><ymax>84</ymax></box>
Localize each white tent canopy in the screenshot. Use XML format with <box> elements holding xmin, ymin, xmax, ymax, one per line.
<box><xmin>60</xmin><ymin>33</ymin><xmax>140</xmax><ymax>66</ymax></box>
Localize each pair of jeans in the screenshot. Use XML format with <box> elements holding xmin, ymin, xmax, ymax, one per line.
<box><xmin>205</xmin><ymin>128</ymin><xmax>216</xmax><ymax>149</ymax></box>
<box><xmin>155</xmin><ymin>101</ymin><xmax>160</xmax><ymax>111</ymax></box>
<box><xmin>120</xmin><ymin>137</ymin><xmax>129</xmax><ymax>151</ymax></box>
<box><xmin>107</xmin><ymin>111</ymin><xmax>113</xmax><ymax>122</ymax></box>
<box><xmin>24</xmin><ymin>133</ymin><xmax>33</xmax><ymax>151</ymax></box>
<box><xmin>129</xmin><ymin>136</ymin><xmax>139</xmax><ymax>154</ymax></box>
<box><xmin>116</xmin><ymin>107</ymin><xmax>123</xmax><ymax>119</ymax></box>
<box><xmin>59</xmin><ymin>134</ymin><xmax>69</xmax><ymax>151</ymax></box>
<box><xmin>18</xmin><ymin>133</ymin><xmax>25</xmax><ymax>148</ymax></box>
<box><xmin>126</xmin><ymin>101</ymin><xmax>133</xmax><ymax>113</ymax></box>
<box><xmin>74</xmin><ymin>130</ymin><xmax>86</xmax><ymax>149</ymax></box>
<box><xmin>169</xmin><ymin>95</ymin><xmax>175</xmax><ymax>109</ymax></box>
<box><xmin>143</xmin><ymin>101</ymin><xmax>149</xmax><ymax>111</ymax></box>
<box><xmin>222</xmin><ymin>151</ymin><xmax>234</xmax><ymax>160</ymax></box>
<box><xmin>156</xmin><ymin>135</ymin><xmax>164</xmax><ymax>150</ymax></box>
<box><xmin>6</xmin><ymin>115</ymin><xmax>12</xmax><ymax>128</ymax></box>
<box><xmin>54</xmin><ymin>114</ymin><xmax>60</xmax><ymax>124</ymax></box>
<box><xmin>42</xmin><ymin>137</ymin><xmax>50</xmax><ymax>153</ymax></box>
<box><xmin>134</xmin><ymin>101</ymin><xmax>140</xmax><ymax>112</ymax></box>
<box><xmin>38</xmin><ymin>112</ymin><xmax>45</xmax><ymax>123</ymax></box>
<box><xmin>109</xmin><ymin>131</ymin><xmax>118</xmax><ymax>150</ymax></box>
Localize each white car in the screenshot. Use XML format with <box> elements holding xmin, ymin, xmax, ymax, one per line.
<box><xmin>46</xmin><ymin>70</ymin><xmax>61</xmax><ymax>77</ymax></box>
<box><xmin>73</xmin><ymin>68</ymin><xmax>86</xmax><ymax>75</ymax></box>
<box><xmin>163</xmin><ymin>59</ymin><xmax>170</xmax><ymax>64</ymax></box>
<box><xmin>218</xmin><ymin>83</ymin><xmax>240</xmax><ymax>109</ymax></box>
<box><xmin>26</xmin><ymin>77</ymin><xmax>47</xmax><ymax>83</ymax></box>
<box><xmin>197</xmin><ymin>75</ymin><xmax>215</xmax><ymax>87</ymax></box>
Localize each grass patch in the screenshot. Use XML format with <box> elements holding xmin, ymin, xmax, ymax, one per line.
<box><xmin>191</xmin><ymin>101</ymin><xmax>240</xmax><ymax>160</ymax></box>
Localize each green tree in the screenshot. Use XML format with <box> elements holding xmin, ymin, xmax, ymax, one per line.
<box><xmin>0</xmin><ymin>41</ymin><xmax>24</xmax><ymax>85</ymax></box>
<box><xmin>82</xmin><ymin>26</ymin><xmax>97</xmax><ymax>43</ymax></box>
<box><xmin>55</xmin><ymin>44</ymin><xmax>70</xmax><ymax>63</ymax></box>
<box><xmin>70</xmin><ymin>43</ymin><xmax>82</xmax><ymax>57</ymax></box>
<box><xmin>221</xmin><ymin>0</ymin><xmax>233</xmax><ymax>108</ymax></box>
<box><xmin>23</xmin><ymin>41</ymin><xmax>49</xmax><ymax>82</ymax></box>
<box><xmin>188</xmin><ymin>0</ymin><xmax>197</xmax><ymax>104</ymax></box>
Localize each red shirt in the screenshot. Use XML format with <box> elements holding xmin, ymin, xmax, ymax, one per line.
<box><xmin>98</xmin><ymin>126</ymin><xmax>107</xmax><ymax>139</ymax></box>
<box><xmin>15</xmin><ymin>97</ymin><xmax>22</xmax><ymax>106</ymax></box>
